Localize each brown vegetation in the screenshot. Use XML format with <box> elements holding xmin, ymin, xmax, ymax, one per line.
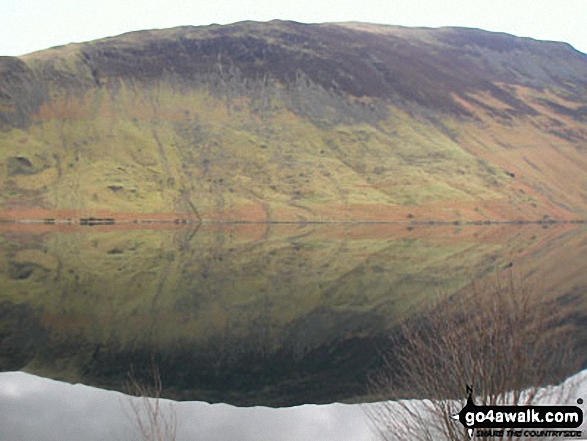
<box><xmin>365</xmin><ymin>272</ymin><xmax>581</xmax><ymax>440</ymax></box>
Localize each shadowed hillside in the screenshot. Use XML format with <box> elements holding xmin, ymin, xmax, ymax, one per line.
<box><xmin>1</xmin><ymin>21</ymin><xmax>587</xmax><ymax>221</ymax></box>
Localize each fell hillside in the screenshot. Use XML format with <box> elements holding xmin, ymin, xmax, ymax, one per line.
<box><xmin>1</xmin><ymin>20</ymin><xmax>587</xmax><ymax>222</ymax></box>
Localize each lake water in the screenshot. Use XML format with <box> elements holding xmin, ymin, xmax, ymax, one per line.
<box><xmin>1</xmin><ymin>370</ymin><xmax>584</xmax><ymax>441</ymax></box>
<box><xmin>0</xmin><ymin>223</ymin><xmax>586</xmax><ymax>438</ymax></box>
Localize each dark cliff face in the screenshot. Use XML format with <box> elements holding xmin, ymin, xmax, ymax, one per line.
<box><xmin>0</xmin><ymin>57</ymin><xmax>45</xmax><ymax>130</ymax></box>
<box><xmin>73</xmin><ymin>22</ymin><xmax>587</xmax><ymax>96</ymax></box>
<box><xmin>5</xmin><ymin>21</ymin><xmax>587</xmax><ymax>126</ymax></box>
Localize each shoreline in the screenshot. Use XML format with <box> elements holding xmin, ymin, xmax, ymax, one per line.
<box><xmin>1</xmin><ymin>217</ymin><xmax>585</xmax><ymax>226</ymax></box>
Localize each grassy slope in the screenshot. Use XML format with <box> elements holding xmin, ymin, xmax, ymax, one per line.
<box><xmin>0</xmin><ymin>84</ymin><xmax>574</xmax><ymax>221</ymax></box>
<box><xmin>1</xmin><ymin>22</ymin><xmax>586</xmax><ymax>221</ymax></box>
<box><xmin>456</xmin><ymin>87</ymin><xmax>587</xmax><ymax>215</ymax></box>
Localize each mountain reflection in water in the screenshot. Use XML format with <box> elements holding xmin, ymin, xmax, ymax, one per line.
<box><xmin>0</xmin><ymin>223</ymin><xmax>586</xmax><ymax>406</ymax></box>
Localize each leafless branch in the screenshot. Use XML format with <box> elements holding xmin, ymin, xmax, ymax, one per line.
<box><xmin>121</xmin><ymin>359</ymin><xmax>179</xmax><ymax>441</ymax></box>
<box><xmin>365</xmin><ymin>271</ymin><xmax>581</xmax><ymax>441</ymax></box>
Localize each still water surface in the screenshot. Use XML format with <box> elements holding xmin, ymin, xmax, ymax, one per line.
<box><xmin>1</xmin><ymin>370</ymin><xmax>584</xmax><ymax>441</ymax></box>
<box><xmin>0</xmin><ymin>223</ymin><xmax>585</xmax><ymax>411</ymax></box>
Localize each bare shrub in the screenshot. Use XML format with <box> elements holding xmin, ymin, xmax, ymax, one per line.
<box><xmin>122</xmin><ymin>362</ymin><xmax>178</xmax><ymax>441</ymax></box>
<box><xmin>366</xmin><ymin>272</ymin><xmax>581</xmax><ymax>441</ymax></box>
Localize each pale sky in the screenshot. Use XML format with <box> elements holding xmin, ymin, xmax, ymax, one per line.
<box><xmin>1</xmin><ymin>0</ymin><xmax>586</xmax><ymax>56</ymax></box>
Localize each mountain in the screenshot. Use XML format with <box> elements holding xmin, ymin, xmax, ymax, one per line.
<box><xmin>1</xmin><ymin>20</ymin><xmax>587</xmax><ymax>222</ymax></box>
